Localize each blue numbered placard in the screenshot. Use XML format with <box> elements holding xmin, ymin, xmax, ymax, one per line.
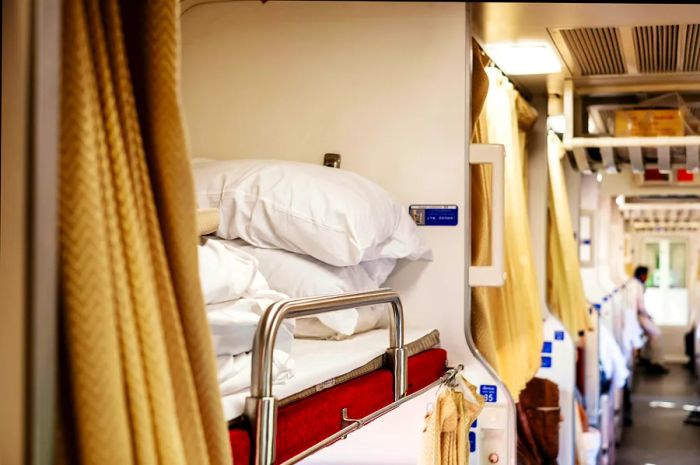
<box><xmin>554</xmin><ymin>331</ymin><xmax>565</xmax><ymax>341</ymax></box>
<box><xmin>541</xmin><ymin>356</ymin><xmax>552</xmax><ymax>368</ymax></box>
<box><xmin>542</xmin><ymin>341</ymin><xmax>553</xmax><ymax>354</ymax></box>
<box><xmin>469</xmin><ymin>431</ymin><xmax>476</xmax><ymax>453</ymax></box>
<box><xmin>470</xmin><ymin>419</ymin><xmax>477</xmax><ymax>429</ymax></box>
<box><xmin>480</xmin><ymin>385</ymin><xmax>498</xmax><ymax>403</ymax></box>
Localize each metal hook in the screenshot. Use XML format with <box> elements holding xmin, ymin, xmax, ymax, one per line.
<box><xmin>443</xmin><ymin>364</ymin><xmax>464</xmax><ymax>388</ymax></box>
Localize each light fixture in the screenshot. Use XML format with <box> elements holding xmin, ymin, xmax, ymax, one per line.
<box><xmin>547</xmin><ymin>114</ymin><xmax>566</xmax><ymax>135</ymax></box>
<box><xmin>615</xmin><ymin>195</ymin><xmax>625</xmax><ymax>207</ymax></box>
<box><xmin>596</xmin><ymin>173</ymin><xmax>603</xmax><ymax>183</ymax></box>
<box><xmin>484</xmin><ymin>42</ymin><xmax>562</xmax><ymax>76</ymax></box>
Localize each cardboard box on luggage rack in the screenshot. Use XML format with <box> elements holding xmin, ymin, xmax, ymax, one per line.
<box><xmin>614</xmin><ymin>109</ymin><xmax>684</xmax><ymax>137</ymax></box>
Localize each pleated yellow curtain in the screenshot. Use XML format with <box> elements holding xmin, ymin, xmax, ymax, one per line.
<box><xmin>546</xmin><ymin>133</ymin><xmax>592</xmax><ymax>338</ymax></box>
<box><xmin>470</xmin><ymin>65</ymin><xmax>544</xmax><ymax>399</ymax></box>
<box><xmin>57</xmin><ymin>1</ymin><xmax>231</xmax><ymax>464</ymax></box>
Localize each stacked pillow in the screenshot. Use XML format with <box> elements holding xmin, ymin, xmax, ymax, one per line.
<box><xmin>230</xmin><ymin>240</ymin><xmax>395</xmax><ymax>339</ymax></box>
<box><xmin>193</xmin><ymin>159</ymin><xmax>432</xmax><ymax>338</ymax></box>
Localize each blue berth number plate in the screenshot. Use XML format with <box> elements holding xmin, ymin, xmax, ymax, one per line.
<box><xmin>542</xmin><ymin>341</ymin><xmax>553</xmax><ymax>354</ymax></box>
<box><xmin>480</xmin><ymin>385</ymin><xmax>497</xmax><ymax>403</ymax></box>
<box><xmin>554</xmin><ymin>331</ymin><xmax>565</xmax><ymax>341</ymax></box>
<box><xmin>409</xmin><ymin>205</ymin><xmax>458</xmax><ymax>226</ymax></box>
<box><xmin>469</xmin><ymin>431</ymin><xmax>476</xmax><ymax>453</ymax></box>
<box><xmin>541</xmin><ymin>356</ymin><xmax>552</xmax><ymax>368</ymax></box>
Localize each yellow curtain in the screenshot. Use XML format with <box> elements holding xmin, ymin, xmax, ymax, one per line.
<box><xmin>546</xmin><ymin>133</ymin><xmax>592</xmax><ymax>338</ymax></box>
<box><xmin>471</xmin><ymin>66</ymin><xmax>544</xmax><ymax>399</ymax></box>
<box><xmin>58</xmin><ymin>1</ymin><xmax>231</xmax><ymax>464</ymax></box>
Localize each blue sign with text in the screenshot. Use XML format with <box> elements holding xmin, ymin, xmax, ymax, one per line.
<box><xmin>542</xmin><ymin>341</ymin><xmax>553</xmax><ymax>353</ymax></box>
<box><xmin>480</xmin><ymin>384</ymin><xmax>498</xmax><ymax>403</ymax></box>
<box><xmin>409</xmin><ymin>205</ymin><xmax>458</xmax><ymax>226</ymax></box>
<box><xmin>541</xmin><ymin>356</ymin><xmax>552</xmax><ymax>368</ymax></box>
<box><xmin>555</xmin><ymin>331</ymin><xmax>565</xmax><ymax>341</ymax></box>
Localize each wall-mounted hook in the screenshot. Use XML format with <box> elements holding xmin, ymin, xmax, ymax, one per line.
<box><xmin>323</xmin><ymin>153</ymin><xmax>341</xmax><ymax>168</ymax></box>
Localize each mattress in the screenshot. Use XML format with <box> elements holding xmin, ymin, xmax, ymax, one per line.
<box><xmin>223</xmin><ymin>328</ymin><xmax>440</xmax><ymax>422</ymax></box>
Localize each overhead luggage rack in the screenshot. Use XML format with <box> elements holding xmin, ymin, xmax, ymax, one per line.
<box><xmin>618</xmin><ymin>199</ymin><xmax>700</xmax><ymax>232</ymax></box>
<box><xmin>560</xmin><ymin>79</ymin><xmax>700</xmax><ymax>174</ymax></box>
<box><xmin>565</xmin><ymin>135</ymin><xmax>700</xmax><ymax>174</ymax></box>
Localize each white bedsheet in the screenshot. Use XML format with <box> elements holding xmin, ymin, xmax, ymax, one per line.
<box><xmin>599</xmin><ymin>323</ymin><xmax>630</xmax><ymax>389</ymax></box>
<box><xmin>222</xmin><ymin>328</ymin><xmax>436</xmax><ymax>421</ymax></box>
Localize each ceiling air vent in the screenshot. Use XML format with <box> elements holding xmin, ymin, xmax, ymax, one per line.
<box><xmin>633</xmin><ymin>25</ymin><xmax>680</xmax><ymax>73</ymax></box>
<box><xmin>682</xmin><ymin>24</ymin><xmax>700</xmax><ymax>72</ymax></box>
<box><xmin>559</xmin><ymin>27</ymin><xmax>626</xmax><ymax>75</ymax></box>
<box><xmin>550</xmin><ymin>23</ymin><xmax>700</xmax><ymax>79</ymax></box>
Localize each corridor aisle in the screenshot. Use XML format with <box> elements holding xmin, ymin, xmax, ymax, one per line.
<box><xmin>617</xmin><ymin>365</ymin><xmax>700</xmax><ymax>465</ymax></box>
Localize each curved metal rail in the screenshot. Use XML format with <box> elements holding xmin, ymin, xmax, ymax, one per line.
<box><xmin>244</xmin><ymin>288</ymin><xmax>408</xmax><ymax>465</ymax></box>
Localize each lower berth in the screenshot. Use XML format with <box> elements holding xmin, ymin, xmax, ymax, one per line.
<box><xmin>227</xmin><ymin>329</ymin><xmax>446</xmax><ymax>464</ymax></box>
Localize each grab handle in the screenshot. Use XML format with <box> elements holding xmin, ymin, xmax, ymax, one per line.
<box><xmin>469</xmin><ymin>144</ymin><xmax>505</xmax><ymax>287</ymax></box>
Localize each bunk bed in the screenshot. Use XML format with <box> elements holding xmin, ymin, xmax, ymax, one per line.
<box><xmin>182</xmin><ymin>4</ymin><xmax>515</xmax><ymax>465</ymax></box>
<box><xmin>224</xmin><ymin>289</ymin><xmax>449</xmax><ymax>464</ymax></box>
<box><xmin>192</xmin><ymin>158</ymin><xmax>457</xmax><ymax>464</ymax></box>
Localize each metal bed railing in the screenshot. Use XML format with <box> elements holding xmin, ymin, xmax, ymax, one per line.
<box><xmin>282</xmin><ymin>365</ymin><xmax>463</xmax><ymax>465</ymax></box>
<box><xmin>245</xmin><ymin>288</ymin><xmax>415</xmax><ymax>465</ymax></box>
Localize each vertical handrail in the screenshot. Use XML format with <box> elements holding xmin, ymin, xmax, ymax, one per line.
<box><xmin>245</xmin><ymin>288</ymin><xmax>407</xmax><ymax>465</ymax></box>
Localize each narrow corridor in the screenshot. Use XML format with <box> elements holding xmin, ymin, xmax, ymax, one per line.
<box><xmin>617</xmin><ymin>365</ymin><xmax>700</xmax><ymax>465</ymax></box>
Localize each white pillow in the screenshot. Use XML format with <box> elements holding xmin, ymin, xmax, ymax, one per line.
<box><xmin>192</xmin><ymin>159</ymin><xmax>432</xmax><ymax>267</ymax></box>
<box><xmin>232</xmin><ymin>240</ymin><xmax>396</xmax><ymax>338</ymax></box>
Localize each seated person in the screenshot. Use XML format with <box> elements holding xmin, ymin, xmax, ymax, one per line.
<box><xmin>631</xmin><ymin>266</ymin><xmax>669</xmax><ymax>375</ymax></box>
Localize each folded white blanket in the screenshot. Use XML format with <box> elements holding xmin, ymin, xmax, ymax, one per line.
<box><xmin>198</xmin><ymin>237</ymin><xmax>296</xmax><ymax>394</ymax></box>
<box><xmin>217</xmin><ymin>350</ymin><xmax>296</xmax><ymax>396</ymax></box>
<box><xmin>207</xmin><ymin>299</ymin><xmax>295</xmax><ymax>357</ymax></box>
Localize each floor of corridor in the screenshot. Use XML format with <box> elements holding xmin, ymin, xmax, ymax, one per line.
<box><xmin>616</xmin><ymin>364</ymin><xmax>700</xmax><ymax>465</ymax></box>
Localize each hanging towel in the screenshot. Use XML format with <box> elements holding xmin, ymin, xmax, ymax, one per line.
<box><xmin>517</xmin><ymin>378</ymin><xmax>561</xmax><ymax>464</ymax></box>
<box><xmin>421</xmin><ymin>376</ymin><xmax>484</xmax><ymax>465</ymax></box>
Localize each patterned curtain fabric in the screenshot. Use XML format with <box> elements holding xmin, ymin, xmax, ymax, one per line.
<box><xmin>57</xmin><ymin>1</ymin><xmax>231</xmax><ymax>464</ymax></box>
<box><xmin>470</xmin><ymin>65</ymin><xmax>544</xmax><ymax>399</ymax></box>
<box><xmin>546</xmin><ymin>133</ymin><xmax>592</xmax><ymax>339</ymax></box>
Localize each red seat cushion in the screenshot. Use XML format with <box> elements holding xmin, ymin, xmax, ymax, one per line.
<box><xmin>230</xmin><ymin>348</ymin><xmax>447</xmax><ymax>464</ymax></box>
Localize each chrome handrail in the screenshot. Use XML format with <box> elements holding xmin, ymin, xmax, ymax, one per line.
<box><xmin>245</xmin><ymin>288</ymin><xmax>408</xmax><ymax>465</ymax></box>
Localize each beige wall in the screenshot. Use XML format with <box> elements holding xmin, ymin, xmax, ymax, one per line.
<box><xmin>1</xmin><ymin>0</ymin><xmax>30</xmax><ymax>463</ymax></box>
<box><xmin>181</xmin><ymin>1</ymin><xmax>474</xmax><ymax>360</ymax></box>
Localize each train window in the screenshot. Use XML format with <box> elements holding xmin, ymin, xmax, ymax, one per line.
<box><xmin>643</xmin><ymin>239</ymin><xmax>689</xmax><ymax>326</ymax></box>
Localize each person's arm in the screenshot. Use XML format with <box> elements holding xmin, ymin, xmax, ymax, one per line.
<box><xmin>636</xmin><ymin>282</ymin><xmax>652</xmax><ymax>319</ymax></box>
